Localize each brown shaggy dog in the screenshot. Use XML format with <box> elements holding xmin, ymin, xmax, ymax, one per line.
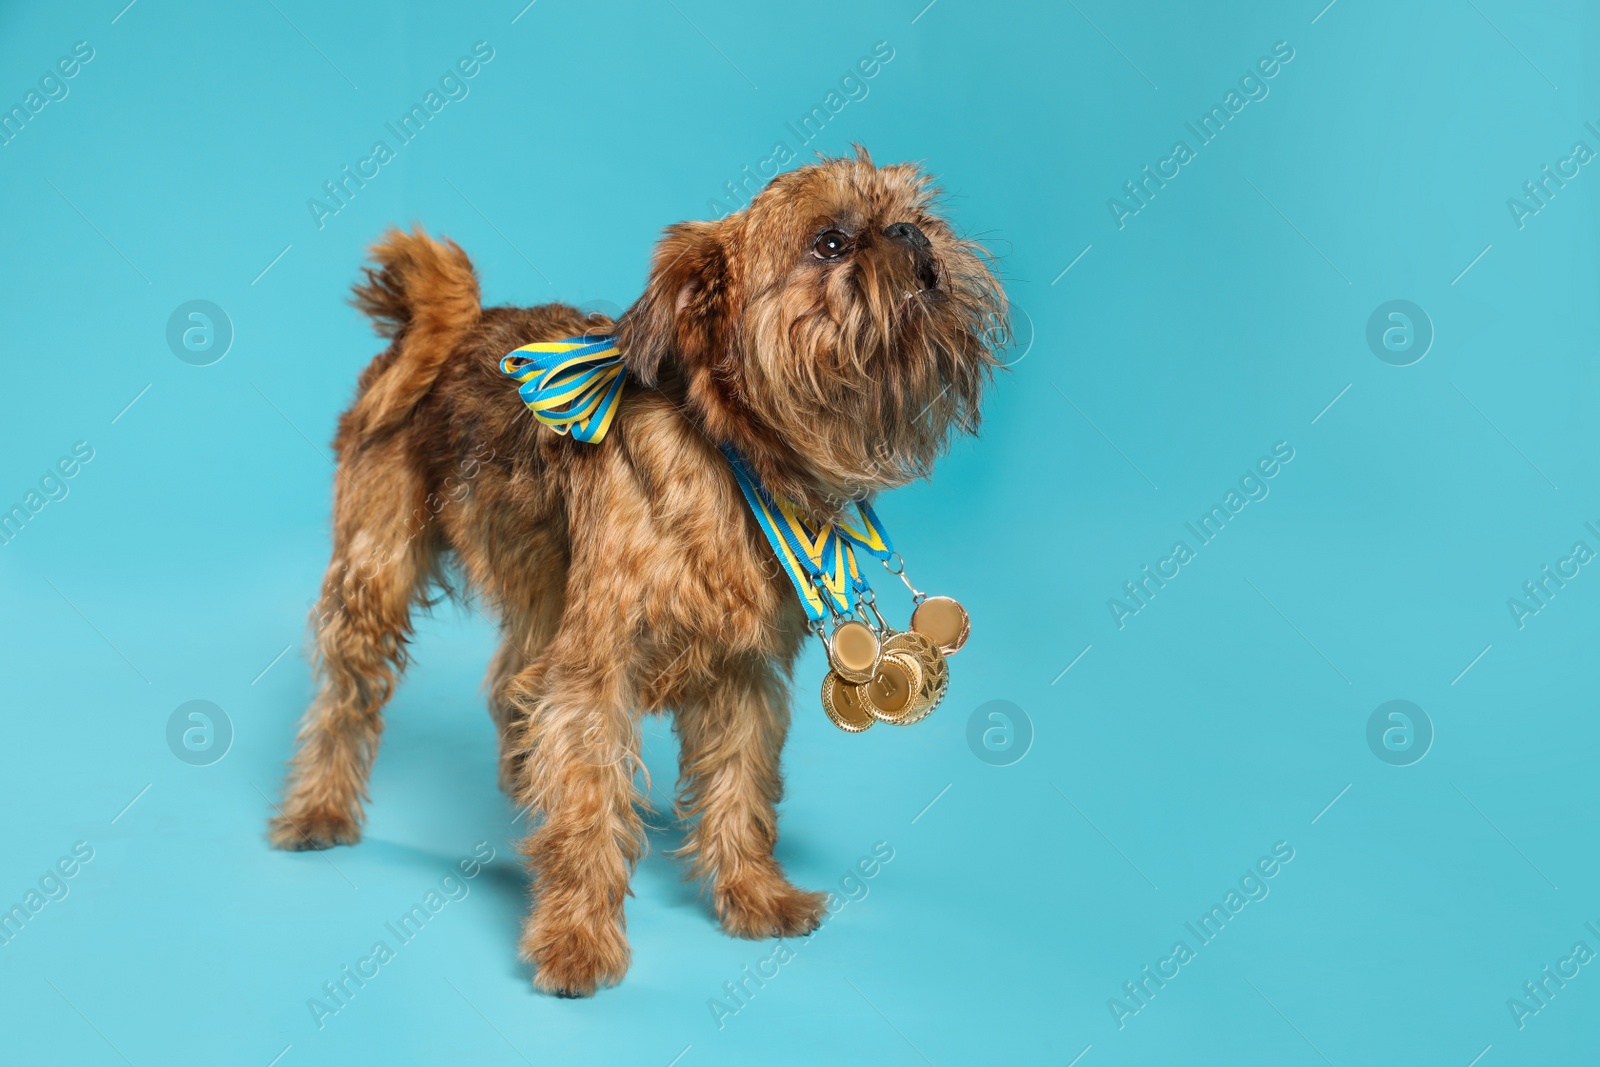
<box><xmin>267</xmin><ymin>148</ymin><xmax>1006</xmax><ymax>996</ymax></box>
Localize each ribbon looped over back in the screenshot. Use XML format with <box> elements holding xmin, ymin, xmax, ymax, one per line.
<box><xmin>499</xmin><ymin>335</ymin><xmax>626</xmax><ymax>443</ymax></box>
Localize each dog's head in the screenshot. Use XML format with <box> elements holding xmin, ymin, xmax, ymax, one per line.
<box><xmin>619</xmin><ymin>147</ymin><xmax>1007</xmax><ymax>514</ymax></box>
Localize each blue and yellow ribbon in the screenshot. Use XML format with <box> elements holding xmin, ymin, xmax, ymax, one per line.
<box><xmin>723</xmin><ymin>447</ymin><xmax>837</xmax><ymax>620</ymax></box>
<box><xmin>722</xmin><ymin>446</ymin><xmax>891</xmax><ymax>622</ymax></box>
<box><xmin>835</xmin><ymin>499</ymin><xmax>894</xmax><ymax>561</ymax></box>
<box><xmin>499</xmin><ymin>335</ymin><xmax>626</xmax><ymax>443</ymax></box>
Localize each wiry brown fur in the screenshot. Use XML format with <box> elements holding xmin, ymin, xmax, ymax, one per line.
<box><xmin>267</xmin><ymin>149</ymin><xmax>1007</xmax><ymax>996</ymax></box>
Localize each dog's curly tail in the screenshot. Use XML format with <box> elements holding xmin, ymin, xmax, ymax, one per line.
<box><xmin>346</xmin><ymin>226</ymin><xmax>481</xmax><ymax>440</ymax></box>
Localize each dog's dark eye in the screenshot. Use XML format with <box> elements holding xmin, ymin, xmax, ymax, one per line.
<box><xmin>812</xmin><ymin>230</ymin><xmax>849</xmax><ymax>260</ymax></box>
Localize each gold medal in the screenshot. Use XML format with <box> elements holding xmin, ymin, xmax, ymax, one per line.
<box><xmin>881</xmin><ymin>630</ymin><xmax>948</xmax><ymax>725</ymax></box>
<box><xmin>859</xmin><ymin>650</ymin><xmax>924</xmax><ymax>723</ymax></box>
<box><xmin>827</xmin><ymin>618</ymin><xmax>881</xmax><ymax>683</ymax></box>
<box><xmin>821</xmin><ymin>670</ymin><xmax>874</xmax><ymax>732</ymax></box>
<box><xmin>910</xmin><ymin>595</ymin><xmax>970</xmax><ymax>655</ymax></box>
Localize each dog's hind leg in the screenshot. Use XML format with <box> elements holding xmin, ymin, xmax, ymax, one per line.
<box><xmin>268</xmin><ymin>226</ymin><xmax>477</xmax><ymax>851</ymax></box>
<box><xmin>268</xmin><ymin>438</ymin><xmax>437</xmax><ymax>851</ymax></box>
<box><xmin>673</xmin><ymin>658</ymin><xmax>827</xmax><ymax>939</ymax></box>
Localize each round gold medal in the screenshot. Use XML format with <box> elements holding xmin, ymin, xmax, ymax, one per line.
<box><xmin>827</xmin><ymin>618</ymin><xmax>881</xmax><ymax>683</ymax></box>
<box><xmin>859</xmin><ymin>651</ymin><xmax>924</xmax><ymax>724</ymax></box>
<box><xmin>821</xmin><ymin>671</ymin><xmax>874</xmax><ymax>732</ymax></box>
<box><xmin>881</xmin><ymin>630</ymin><xmax>948</xmax><ymax>725</ymax></box>
<box><xmin>910</xmin><ymin>595</ymin><xmax>971</xmax><ymax>655</ymax></box>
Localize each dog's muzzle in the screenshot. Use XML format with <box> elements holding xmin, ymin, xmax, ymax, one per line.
<box><xmin>883</xmin><ymin>222</ymin><xmax>939</xmax><ymax>292</ymax></box>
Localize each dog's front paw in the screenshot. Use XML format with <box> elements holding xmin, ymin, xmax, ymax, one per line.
<box><xmin>716</xmin><ymin>870</ymin><xmax>828</xmax><ymax>940</ymax></box>
<box><xmin>267</xmin><ymin>806</ymin><xmax>362</xmax><ymax>851</ymax></box>
<box><xmin>522</xmin><ymin>914</ymin><xmax>631</xmax><ymax>997</ymax></box>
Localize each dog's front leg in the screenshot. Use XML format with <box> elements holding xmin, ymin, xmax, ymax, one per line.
<box><xmin>509</xmin><ymin>654</ymin><xmax>645</xmax><ymax>997</ymax></box>
<box><xmin>675</xmin><ymin>660</ymin><xmax>826</xmax><ymax>939</ymax></box>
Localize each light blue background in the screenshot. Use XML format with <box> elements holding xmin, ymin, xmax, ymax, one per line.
<box><xmin>2</xmin><ymin>1</ymin><xmax>1597</xmax><ymax>1064</ymax></box>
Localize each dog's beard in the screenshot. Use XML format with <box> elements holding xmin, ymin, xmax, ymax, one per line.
<box><xmin>734</xmin><ymin>234</ymin><xmax>1006</xmax><ymax>510</ymax></box>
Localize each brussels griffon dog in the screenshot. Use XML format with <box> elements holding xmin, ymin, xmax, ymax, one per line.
<box><xmin>268</xmin><ymin>148</ymin><xmax>1006</xmax><ymax>996</ymax></box>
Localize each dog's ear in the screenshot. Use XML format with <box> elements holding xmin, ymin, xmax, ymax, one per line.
<box><xmin>618</xmin><ymin>220</ymin><xmax>727</xmax><ymax>386</ymax></box>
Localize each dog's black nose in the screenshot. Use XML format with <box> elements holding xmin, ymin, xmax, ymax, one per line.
<box><xmin>882</xmin><ymin>222</ymin><xmax>931</xmax><ymax>249</ymax></box>
<box><xmin>883</xmin><ymin>222</ymin><xmax>938</xmax><ymax>289</ymax></box>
